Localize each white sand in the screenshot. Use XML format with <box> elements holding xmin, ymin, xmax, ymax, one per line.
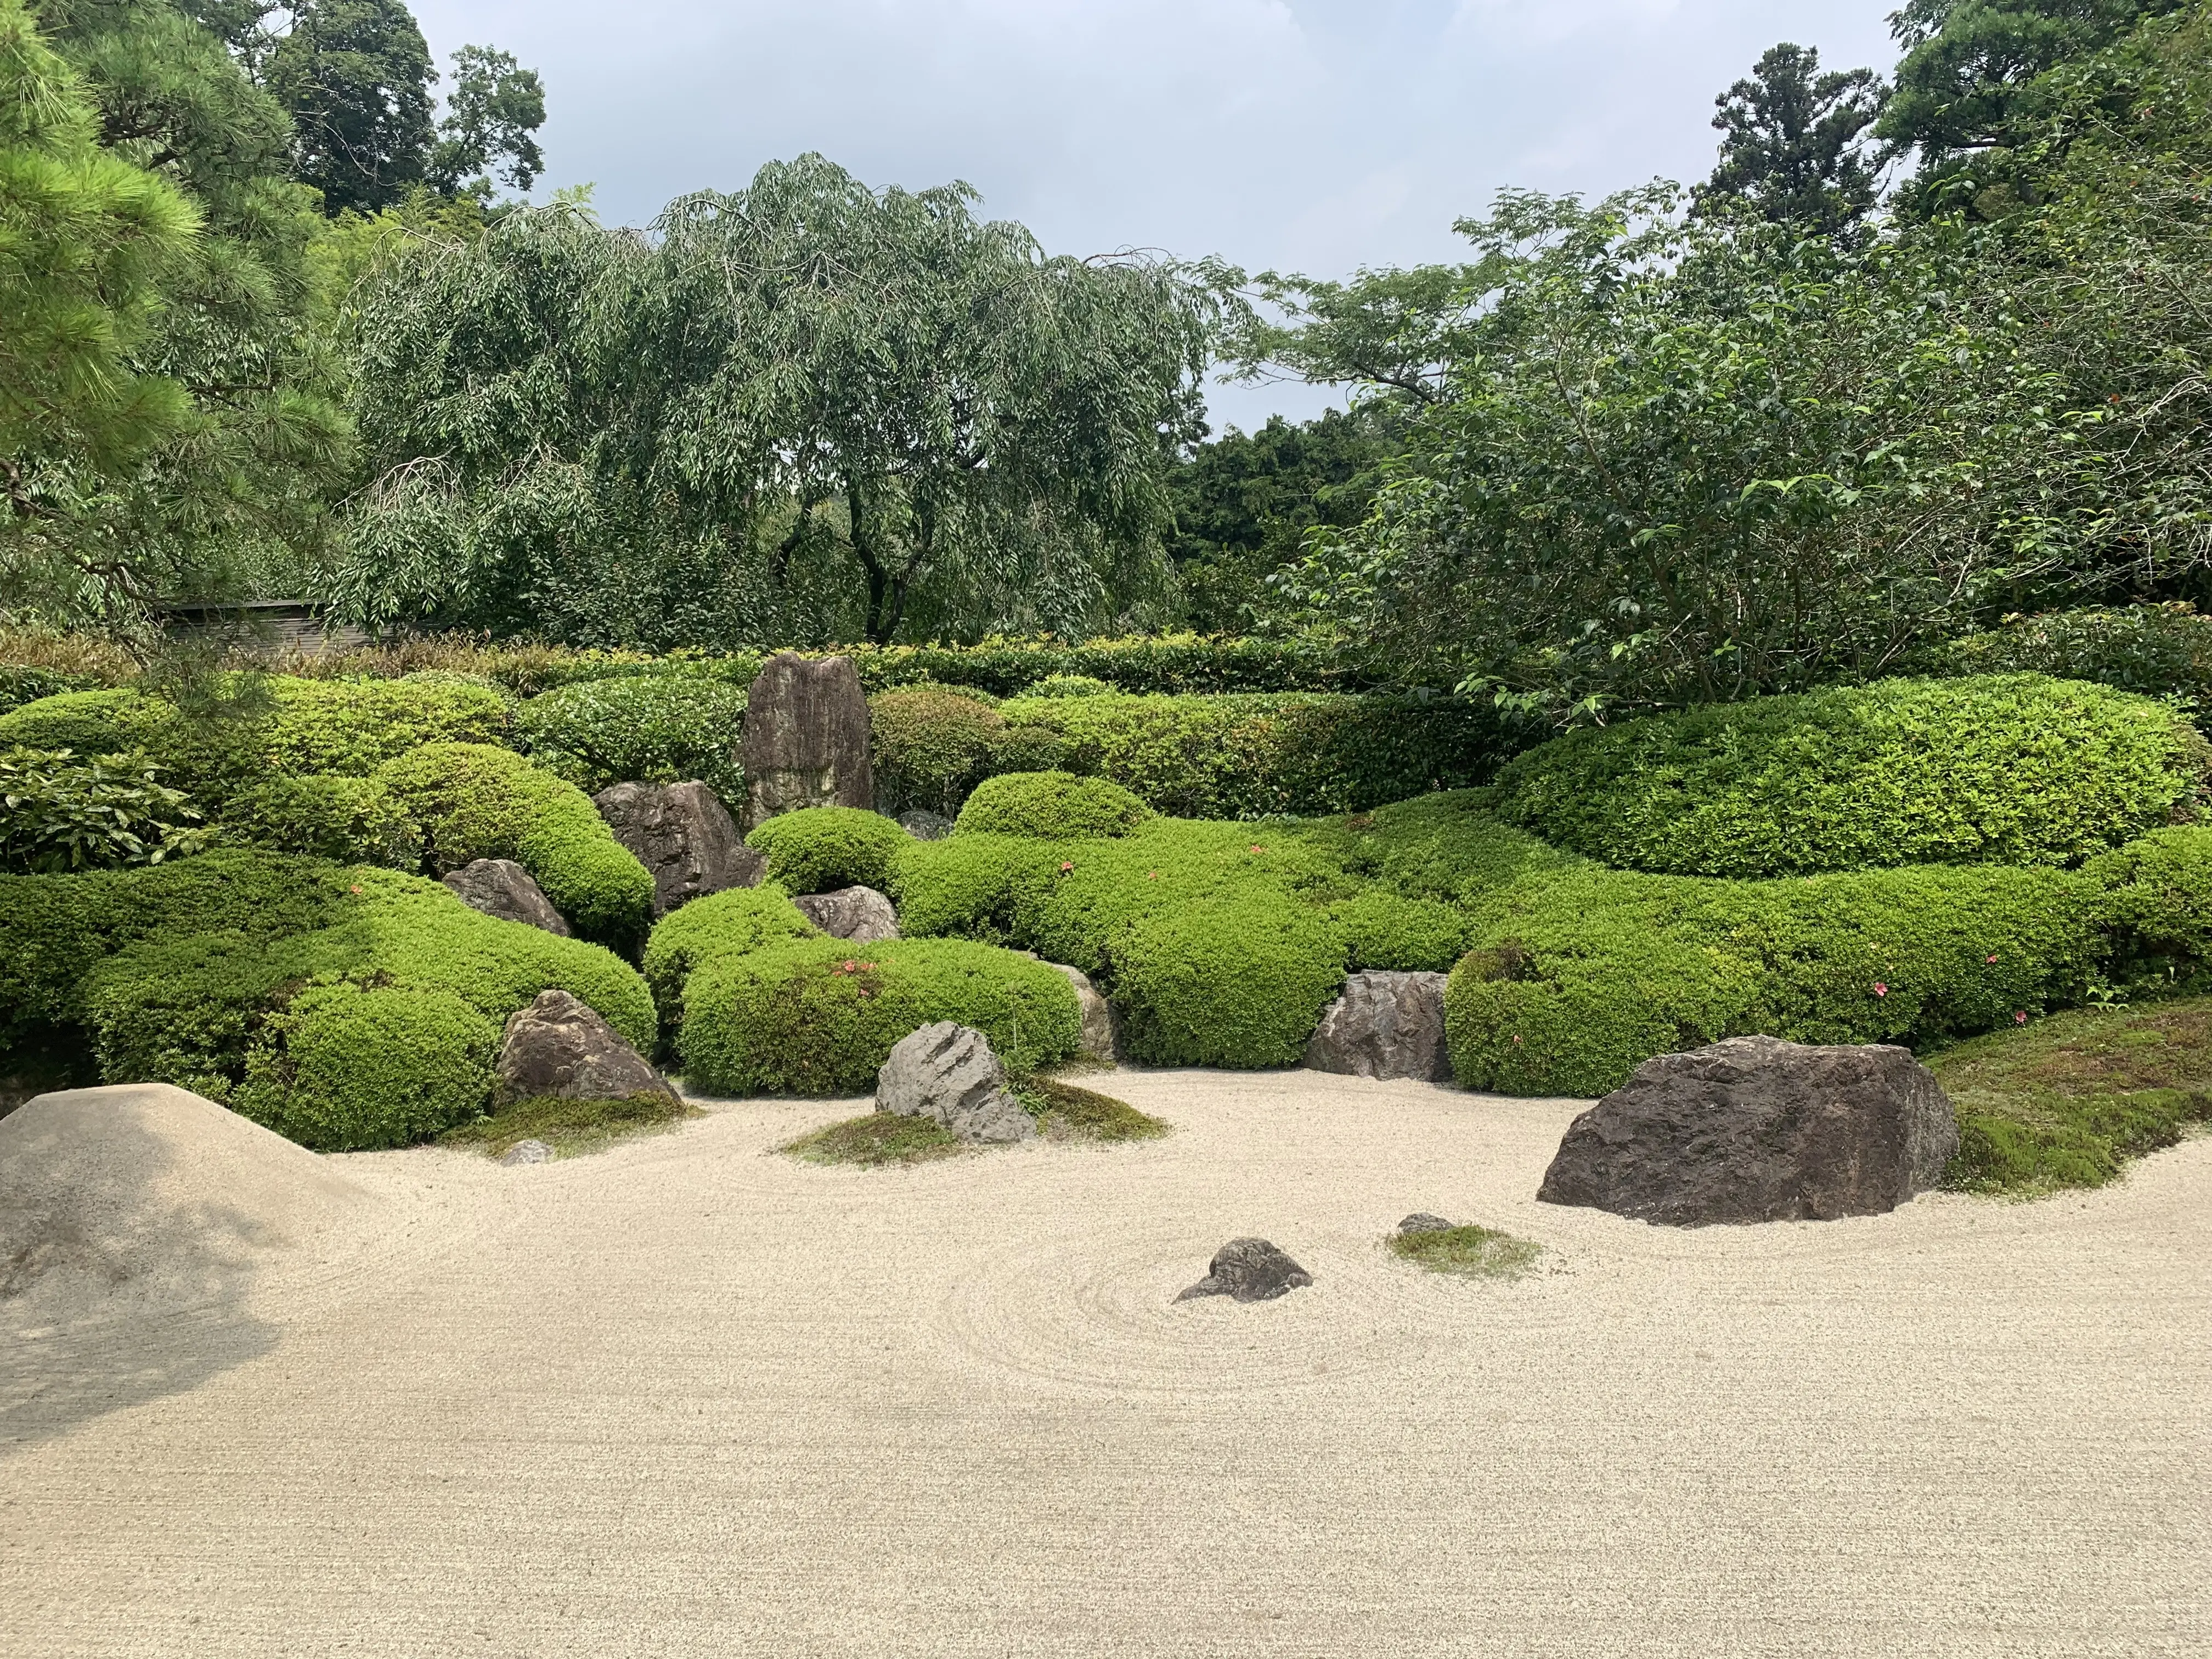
<box><xmin>1</xmin><ymin>1069</ymin><xmax>2206</xmax><ymax>1657</ymax></box>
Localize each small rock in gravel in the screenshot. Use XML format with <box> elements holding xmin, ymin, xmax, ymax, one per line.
<box><xmin>1174</xmin><ymin>1237</ymin><xmax>1313</xmax><ymax>1304</ymax></box>
<box><xmin>1397</xmin><ymin>1213</ymin><xmax>1454</xmax><ymax>1235</ymax></box>
<box><xmin>499</xmin><ymin>1139</ymin><xmax>553</xmax><ymax>1166</ymax></box>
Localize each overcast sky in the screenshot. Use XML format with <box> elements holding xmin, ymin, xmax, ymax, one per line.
<box><xmin>408</xmin><ymin>1</ymin><xmax>1899</xmax><ymax>431</ymax></box>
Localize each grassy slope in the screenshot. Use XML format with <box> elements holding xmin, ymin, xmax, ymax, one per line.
<box><xmin>1929</xmin><ymin>999</ymin><xmax>2212</xmax><ymax>1195</ymax></box>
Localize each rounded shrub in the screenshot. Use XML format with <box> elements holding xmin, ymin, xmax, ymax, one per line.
<box><xmin>516</xmin><ymin>676</ymin><xmax>746</xmax><ymax>802</ymax></box>
<box><xmin>887</xmin><ymin>832</ymin><xmax>1062</xmax><ymax>944</ymax></box>
<box><xmin>641</xmin><ymin>884</ymin><xmax>820</xmax><ymax>1039</ymax></box>
<box><xmin>221</xmin><ymin>774</ymin><xmax>423</xmax><ymax>868</ymax></box>
<box><xmin>1327</xmin><ymin>889</ymin><xmax>1477</xmax><ymax>973</ymax></box>
<box><xmin>1491</xmin><ymin>674</ymin><xmax>2211</xmax><ymax>878</ymax></box>
<box><xmin>1442</xmin><ymin>861</ymin><xmax>2107</xmax><ymax>1098</ymax></box>
<box><xmin>1111</xmin><ymin>896</ymin><xmax>1346</xmax><ymax>1068</ymax></box>
<box><xmin>2089</xmin><ymin>825</ymin><xmax>2212</xmax><ymax>990</ymax></box>
<box><xmin>954</xmin><ymin>771</ymin><xmax>1152</xmax><ymax>839</ymax></box>
<box><xmin>869</xmin><ymin>684</ymin><xmax>1005</xmax><ymax>816</ymax></box>
<box><xmin>232</xmin><ymin>980</ymin><xmax>500</xmax><ymax>1151</ymax></box>
<box><xmin>374</xmin><ymin>742</ymin><xmax>656</xmax><ymax>948</ymax></box>
<box><xmin>746</xmin><ymin>805</ymin><xmax>909</xmax><ymax>895</ymax></box>
<box><xmin>678</xmin><ymin>938</ymin><xmax>1080</xmax><ymax>1096</ymax></box>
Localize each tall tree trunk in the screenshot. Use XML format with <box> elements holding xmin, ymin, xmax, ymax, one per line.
<box><xmin>847</xmin><ymin>472</ymin><xmax>895</xmax><ymax>642</ymax></box>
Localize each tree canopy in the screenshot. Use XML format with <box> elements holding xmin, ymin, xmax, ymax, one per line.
<box><xmin>336</xmin><ymin>155</ymin><xmax>1226</xmax><ymax>647</ymax></box>
<box><xmin>1695</xmin><ymin>42</ymin><xmax>1887</xmax><ymax>235</ymax></box>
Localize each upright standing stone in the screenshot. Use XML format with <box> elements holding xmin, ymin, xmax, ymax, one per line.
<box><xmin>592</xmin><ymin>781</ymin><xmax>764</xmax><ymax>917</ymax></box>
<box><xmin>494</xmin><ymin>990</ymin><xmax>678</xmax><ymax>1108</ymax></box>
<box><xmin>874</xmin><ymin>1022</ymin><xmax>1034</xmax><ymax>1144</ymax></box>
<box><xmin>740</xmin><ymin>653</ymin><xmax>873</xmax><ymax>829</ymax></box>
<box><xmin>1304</xmin><ymin>970</ymin><xmax>1452</xmax><ymax>1081</ymax></box>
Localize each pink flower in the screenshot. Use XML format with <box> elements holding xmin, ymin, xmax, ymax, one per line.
<box><xmin>1511</xmin><ymin>1035</ymin><xmax>1522</xmax><ymax>1045</ymax></box>
<box><xmin>1249</xmin><ymin>844</ymin><xmax>1267</xmax><ymax>855</ymax></box>
<box><xmin>1058</xmin><ymin>861</ymin><xmax>1074</xmax><ymax>874</ymax></box>
<box><xmin>349</xmin><ymin>884</ymin><xmax>362</xmax><ymax>894</ymax></box>
<box><xmin>1146</xmin><ymin>870</ymin><xmax>1160</xmax><ymax>880</ymax></box>
<box><xmin>1873</xmin><ymin>982</ymin><xmax>1888</xmax><ymax>998</ymax></box>
<box><xmin>2015</xmin><ymin>1011</ymin><xmax>2028</xmax><ymax>1024</ymax></box>
<box><xmin>1986</xmin><ymin>954</ymin><xmax>1998</xmax><ymax>963</ymax></box>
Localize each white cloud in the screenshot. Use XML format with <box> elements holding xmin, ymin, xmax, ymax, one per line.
<box><xmin>408</xmin><ymin>0</ymin><xmax>1899</xmax><ymax>428</ymax></box>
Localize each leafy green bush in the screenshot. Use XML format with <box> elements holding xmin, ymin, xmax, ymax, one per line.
<box><xmin>0</xmin><ymin>665</ymin><xmax>99</xmax><ymax>715</ymax></box>
<box><xmin>1023</xmin><ymin>674</ymin><xmax>1113</xmax><ymax>698</ymax></box>
<box><xmin>678</xmin><ymin>938</ymin><xmax>1080</xmax><ymax>1096</ymax></box>
<box><xmin>998</xmin><ymin>691</ymin><xmax>1516</xmax><ymax>817</ymax></box>
<box><xmin>219</xmin><ymin>774</ymin><xmax>423</xmax><ymax>868</ymax></box>
<box><xmin>1324</xmin><ymin>889</ymin><xmax>1476</xmax><ymax>973</ymax></box>
<box><xmin>953</xmin><ymin>771</ymin><xmax>1152</xmax><ymax>839</ymax></box>
<box><xmin>1113</xmin><ymin>896</ymin><xmax>1346</xmax><ymax>1066</ymax></box>
<box><xmin>640</xmin><ymin>884</ymin><xmax>820</xmax><ymax>1041</ymax></box>
<box><xmin>868</xmin><ymin>684</ymin><xmax>1009</xmax><ymax>816</ymax></box>
<box><xmin>1442</xmin><ymin>861</ymin><xmax>2107</xmax><ymax>1098</ymax></box>
<box><xmin>516</xmin><ymin>676</ymin><xmax>747</xmax><ymax>801</ymax></box>
<box><xmin>0</xmin><ymin>748</ymin><xmax>207</xmax><ymax>873</ymax></box>
<box><xmin>746</xmin><ymin>805</ymin><xmax>909</xmax><ymax>895</ymax></box>
<box><xmin>232</xmin><ymin>980</ymin><xmax>500</xmax><ymax>1151</ymax></box>
<box><xmin>2088</xmin><ymin>826</ymin><xmax>2212</xmax><ymax>991</ymax></box>
<box><xmin>1492</xmin><ymin>675</ymin><xmax>2209</xmax><ymax>878</ymax></box>
<box><xmin>374</xmin><ymin>742</ymin><xmax>656</xmax><ymax>948</ymax></box>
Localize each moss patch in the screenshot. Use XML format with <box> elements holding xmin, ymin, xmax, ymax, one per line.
<box><xmin>1927</xmin><ymin>998</ymin><xmax>2212</xmax><ymax>1195</ymax></box>
<box><xmin>781</xmin><ymin>1111</ymin><xmax>969</xmax><ymax>1168</ymax></box>
<box><xmin>1014</xmin><ymin>1074</ymin><xmax>1169</xmax><ymax>1142</ymax></box>
<box><xmin>1387</xmin><ymin>1223</ymin><xmax>1541</xmax><ymax>1279</ymax></box>
<box><xmin>440</xmin><ymin>1091</ymin><xmax>699</xmax><ymax>1160</ymax></box>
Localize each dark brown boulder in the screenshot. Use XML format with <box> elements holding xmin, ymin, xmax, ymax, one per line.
<box><xmin>494</xmin><ymin>990</ymin><xmax>677</xmax><ymax>1108</ymax></box>
<box><xmin>739</xmin><ymin>653</ymin><xmax>873</xmax><ymax>828</ymax></box>
<box><xmin>592</xmin><ymin>781</ymin><xmax>763</xmax><ymax>917</ymax></box>
<box><xmin>1537</xmin><ymin>1035</ymin><xmax>1960</xmax><ymax>1227</ymax></box>
<box><xmin>441</xmin><ymin>859</ymin><xmax>571</xmax><ymax>936</ymax></box>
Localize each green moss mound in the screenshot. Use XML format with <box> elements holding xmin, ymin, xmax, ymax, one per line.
<box><xmin>953</xmin><ymin>770</ymin><xmax>1153</xmax><ymax>839</ymax></box>
<box><xmin>0</xmin><ymin>849</ymin><xmax>656</xmax><ymax>1151</ymax></box>
<box><xmin>678</xmin><ymin>938</ymin><xmax>1081</xmax><ymax>1096</ymax></box>
<box><xmin>515</xmin><ymin>675</ymin><xmax>747</xmax><ymax>801</ymax></box>
<box><xmin>781</xmin><ymin>1111</ymin><xmax>968</xmax><ymax>1167</ymax></box>
<box><xmin>746</xmin><ymin>805</ymin><xmax>908</xmax><ymax>895</ymax></box>
<box><xmin>1929</xmin><ymin>1001</ymin><xmax>2212</xmax><ymax>1195</ymax></box>
<box><xmin>1387</xmin><ymin>1224</ymin><xmax>1541</xmax><ymax>1278</ymax></box>
<box><xmin>374</xmin><ymin>742</ymin><xmax>654</xmax><ymax>949</ymax></box>
<box><xmin>233</xmin><ymin>981</ymin><xmax>500</xmax><ymax>1151</ymax></box>
<box><xmin>640</xmin><ymin>884</ymin><xmax>820</xmax><ymax>1041</ymax></box>
<box><xmin>440</xmin><ymin>1091</ymin><xmax>698</xmax><ymax>1160</ymax></box>
<box><xmin>1491</xmin><ymin>674</ymin><xmax>2210</xmax><ymax>878</ymax></box>
<box><xmin>1442</xmin><ymin>861</ymin><xmax>2106</xmax><ymax>1099</ymax></box>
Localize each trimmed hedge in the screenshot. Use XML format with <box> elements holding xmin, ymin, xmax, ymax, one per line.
<box><xmin>746</xmin><ymin>805</ymin><xmax>909</xmax><ymax>895</ymax></box>
<box><xmin>868</xmin><ymin>684</ymin><xmax>1060</xmax><ymax>816</ymax></box>
<box><xmin>516</xmin><ymin>676</ymin><xmax>747</xmax><ymax>802</ymax></box>
<box><xmin>1442</xmin><ymin>861</ymin><xmax>2107</xmax><ymax>1098</ymax></box>
<box><xmin>2089</xmin><ymin>826</ymin><xmax>2212</xmax><ymax>991</ymax></box>
<box><xmin>374</xmin><ymin>743</ymin><xmax>656</xmax><ymax>948</ymax></box>
<box><xmin>0</xmin><ymin>674</ymin><xmax>512</xmax><ymax>789</ymax></box>
<box><xmin>1933</xmin><ymin>604</ymin><xmax>2212</xmax><ymax>712</ymax></box>
<box><xmin>996</xmin><ymin>691</ymin><xmax>1517</xmax><ymax>817</ymax></box>
<box><xmin>1491</xmin><ymin>675</ymin><xmax>2210</xmax><ymax>878</ymax></box>
<box><xmin>677</xmin><ymin>938</ymin><xmax>1081</xmax><ymax>1096</ymax></box>
<box><xmin>953</xmin><ymin>771</ymin><xmax>1152</xmax><ymax>839</ymax></box>
<box><xmin>1113</xmin><ymin>896</ymin><xmax>1345</xmax><ymax>1067</ymax></box>
<box><xmin>1</xmin><ymin>849</ymin><xmax>655</xmax><ymax>1149</ymax></box>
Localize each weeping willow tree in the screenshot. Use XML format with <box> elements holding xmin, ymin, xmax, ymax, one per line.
<box><xmin>336</xmin><ymin>154</ymin><xmax>1226</xmax><ymax>647</ymax></box>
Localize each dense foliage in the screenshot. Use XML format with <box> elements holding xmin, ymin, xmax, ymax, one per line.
<box><xmin>952</xmin><ymin>771</ymin><xmax>1152</xmax><ymax>840</ymax></box>
<box><xmin>1491</xmin><ymin>674</ymin><xmax>2209</xmax><ymax>877</ymax></box>
<box><xmin>515</xmin><ymin>675</ymin><xmax>747</xmax><ymax>801</ymax></box>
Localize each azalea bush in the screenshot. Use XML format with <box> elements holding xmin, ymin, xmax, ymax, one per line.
<box><xmin>0</xmin><ymin>747</ymin><xmax>207</xmax><ymax>873</ymax></box>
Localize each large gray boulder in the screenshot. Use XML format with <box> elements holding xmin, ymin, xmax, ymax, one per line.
<box><xmin>874</xmin><ymin>1022</ymin><xmax>1034</xmax><ymax>1144</ymax></box>
<box><xmin>740</xmin><ymin>653</ymin><xmax>873</xmax><ymax>829</ymax></box>
<box><xmin>1174</xmin><ymin>1238</ymin><xmax>1314</xmax><ymax>1303</ymax></box>
<box><xmin>1537</xmin><ymin>1035</ymin><xmax>1960</xmax><ymax>1227</ymax></box>
<box><xmin>495</xmin><ymin>990</ymin><xmax>677</xmax><ymax>1108</ymax></box>
<box><xmin>441</xmin><ymin>859</ymin><xmax>570</xmax><ymax>936</ymax></box>
<box><xmin>896</xmin><ymin>808</ymin><xmax>954</xmax><ymax>842</ymax></box>
<box><xmin>1304</xmin><ymin>970</ymin><xmax>1451</xmax><ymax>1082</ymax></box>
<box><xmin>791</xmin><ymin>885</ymin><xmax>900</xmax><ymax>944</ymax></box>
<box><xmin>1048</xmin><ymin>963</ymin><xmax>1119</xmax><ymax>1060</ymax></box>
<box><xmin>592</xmin><ymin>781</ymin><xmax>763</xmax><ymax>917</ymax></box>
